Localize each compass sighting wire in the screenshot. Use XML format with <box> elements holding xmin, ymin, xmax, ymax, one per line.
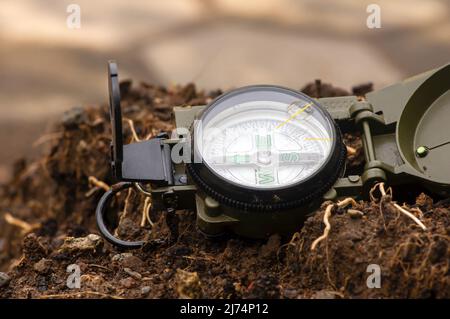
<box><xmin>428</xmin><ymin>140</ymin><xmax>450</xmax><ymax>150</ymax></box>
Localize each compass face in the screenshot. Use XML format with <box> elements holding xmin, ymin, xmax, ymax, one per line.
<box><xmin>194</xmin><ymin>86</ymin><xmax>335</xmax><ymax>189</ymax></box>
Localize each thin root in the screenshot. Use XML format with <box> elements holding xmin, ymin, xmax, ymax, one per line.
<box><xmin>88</xmin><ymin>176</ymin><xmax>110</xmax><ymax>192</ymax></box>
<box><xmin>370</xmin><ymin>182</ymin><xmax>387</xmax><ymax>201</ymax></box>
<box><xmin>141</xmin><ymin>196</ymin><xmax>154</xmax><ymax>227</ymax></box>
<box><xmin>114</xmin><ymin>188</ymin><xmax>134</xmax><ymax>237</ymax></box>
<box><xmin>393</xmin><ymin>203</ymin><xmax>427</xmax><ymax>231</ymax></box>
<box><xmin>124</xmin><ymin>118</ymin><xmax>141</xmax><ymax>142</ymax></box>
<box><xmin>310</xmin><ymin>197</ymin><xmax>357</xmax><ymax>251</ymax></box>
<box><xmin>122</xmin><ymin>187</ymin><xmax>133</xmax><ymax>219</ymax></box>
<box><xmin>372</xmin><ymin>182</ymin><xmax>427</xmax><ymax>231</ymax></box>
<box><xmin>310</xmin><ymin>204</ymin><xmax>333</xmax><ymax>251</ymax></box>
<box><xmin>4</xmin><ymin>212</ymin><xmax>41</xmax><ymax>235</ymax></box>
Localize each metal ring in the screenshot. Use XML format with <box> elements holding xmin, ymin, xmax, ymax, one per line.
<box><xmin>95</xmin><ymin>182</ymin><xmax>145</xmax><ymax>248</ymax></box>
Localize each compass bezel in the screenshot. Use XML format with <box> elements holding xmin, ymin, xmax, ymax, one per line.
<box><xmin>186</xmin><ymin>85</ymin><xmax>346</xmax><ymax>211</ymax></box>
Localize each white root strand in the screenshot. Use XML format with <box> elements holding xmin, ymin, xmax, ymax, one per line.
<box><xmin>141</xmin><ymin>196</ymin><xmax>154</xmax><ymax>227</ymax></box>
<box><xmin>124</xmin><ymin>118</ymin><xmax>141</xmax><ymax>142</ymax></box>
<box><xmin>393</xmin><ymin>203</ymin><xmax>427</xmax><ymax>231</ymax></box>
<box><xmin>311</xmin><ymin>197</ymin><xmax>358</xmax><ymax>251</ymax></box>
<box><xmin>310</xmin><ymin>204</ymin><xmax>333</xmax><ymax>251</ymax></box>
<box><xmin>375</xmin><ymin>182</ymin><xmax>427</xmax><ymax>231</ymax></box>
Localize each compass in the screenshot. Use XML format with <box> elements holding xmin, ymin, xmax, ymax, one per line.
<box><xmin>187</xmin><ymin>85</ymin><xmax>345</xmax><ymax>212</ymax></box>
<box><xmin>95</xmin><ymin>61</ymin><xmax>450</xmax><ymax>248</ymax></box>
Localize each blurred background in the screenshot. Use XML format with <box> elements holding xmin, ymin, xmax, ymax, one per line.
<box><xmin>0</xmin><ymin>0</ymin><xmax>449</xmax><ymax>183</ymax></box>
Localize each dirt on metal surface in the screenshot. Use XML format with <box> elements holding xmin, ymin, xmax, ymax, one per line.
<box><xmin>0</xmin><ymin>80</ymin><xmax>448</xmax><ymax>299</ymax></box>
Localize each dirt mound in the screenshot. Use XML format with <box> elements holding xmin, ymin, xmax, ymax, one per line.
<box><xmin>284</xmin><ymin>193</ymin><xmax>449</xmax><ymax>298</ymax></box>
<box><xmin>0</xmin><ymin>80</ymin><xmax>448</xmax><ymax>298</ymax></box>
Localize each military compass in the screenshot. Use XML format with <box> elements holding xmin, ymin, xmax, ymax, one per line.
<box><xmin>96</xmin><ymin>61</ymin><xmax>450</xmax><ymax>248</ymax></box>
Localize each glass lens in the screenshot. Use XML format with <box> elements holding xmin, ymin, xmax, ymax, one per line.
<box><xmin>195</xmin><ymin>89</ymin><xmax>334</xmax><ymax>189</ymax></box>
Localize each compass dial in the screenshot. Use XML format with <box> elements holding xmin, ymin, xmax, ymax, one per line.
<box><xmin>199</xmin><ymin>100</ymin><xmax>332</xmax><ymax>188</ymax></box>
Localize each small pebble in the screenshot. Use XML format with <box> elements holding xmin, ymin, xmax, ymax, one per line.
<box><xmin>348</xmin><ymin>209</ymin><xmax>364</xmax><ymax>219</ymax></box>
<box><xmin>58</xmin><ymin>234</ymin><xmax>103</xmax><ymax>253</ymax></box>
<box><xmin>33</xmin><ymin>258</ymin><xmax>52</xmax><ymax>274</ymax></box>
<box><xmin>141</xmin><ymin>286</ymin><xmax>151</xmax><ymax>295</ymax></box>
<box><xmin>175</xmin><ymin>269</ymin><xmax>203</xmax><ymax>299</ymax></box>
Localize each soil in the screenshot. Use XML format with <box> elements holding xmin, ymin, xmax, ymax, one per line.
<box><xmin>0</xmin><ymin>80</ymin><xmax>448</xmax><ymax>299</ymax></box>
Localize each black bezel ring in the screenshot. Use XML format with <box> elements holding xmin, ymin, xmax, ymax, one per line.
<box><xmin>186</xmin><ymin>85</ymin><xmax>346</xmax><ymax>212</ymax></box>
